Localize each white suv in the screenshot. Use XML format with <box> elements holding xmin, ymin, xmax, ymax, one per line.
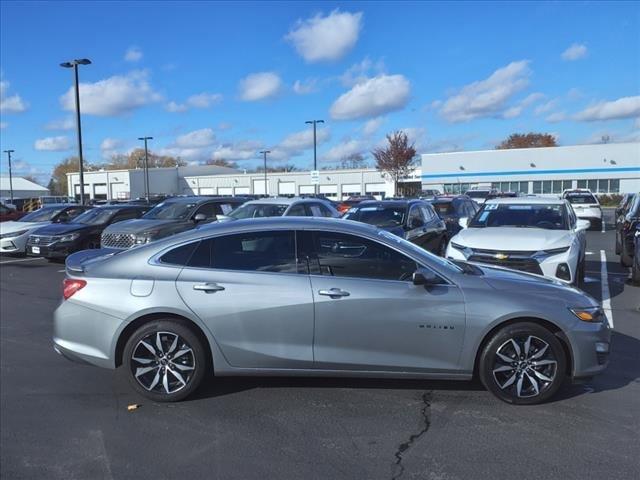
<box><xmin>562</xmin><ymin>189</ymin><xmax>602</xmax><ymax>231</ymax></box>
<box><xmin>446</xmin><ymin>197</ymin><xmax>589</xmax><ymax>285</ymax></box>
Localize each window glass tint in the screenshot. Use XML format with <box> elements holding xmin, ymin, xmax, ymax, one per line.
<box><xmin>469</xmin><ymin>203</ymin><xmax>568</xmax><ymax>230</ymax></box>
<box><xmin>195</xmin><ymin>202</ymin><xmax>221</xmax><ymax>219</ymax></box>
<box><xmin>566</xmin><ymin>193</ymin><xmax>597</xmax><ymax>204</ymax></box>
<box><xmin>407</xmin><ymin>206</ymin><xmax>423</xmax><ymax>227</ymax></box>
<box><xmin>313</xmin><ymin>232</ymin><xmax>417</xmax><ymax>281</ymax></box>
<box><xmin>286</xmin><ymin>204</ymin><xmax>307</xmax><ymax>216</ymax></box>
<box><xmin>308</xmin><ymin>204</ymin><xmax>325</xmax><ymax>217</ymax></box>
<box><xmin>188</xmin><ymin>239</ymin><xmax>212</xmax><ymax>268</ymax></box>
<box><xmin>229</xmin><ymin>203</ymin><xmax>288</xmax><ymax>219</ymax></box>
<box><xmin>343</xmin><ymin>206</ymin><xmax>406</xmax><ymax>227</ymax></box>
<box><xmin>432</xmin><ymin>202</ymin><xmax>453</xmax><ymax>216</ymax></box>
<box><xmin>419</xmin><ymin>204</ymin><xmax>435</xmax><ymax>221</ymax></box>
<box><xmin>160</xmin><ymin>242</ymin><xmax>199</xmax><ymax>266</ymax></box>
<box><xmin>20</xmin><ymin>207</ymin><xmax>66</xmax><ymax>222</ymax></box>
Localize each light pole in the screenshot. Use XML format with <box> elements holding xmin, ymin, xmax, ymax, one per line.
<box><xmin>3</xmin><ymin>149</ymin><xmax>15</xmax><ymax>205</ymax></box>
<box><xmin>259</xmin><ymin>150</ymin><xmax>271</xmax><ymax>197</ymax></box>
<box><xmin>138</xmin><ymin>137</ymin><xmax>153</xmax><ymax>201</ymax></box>
<box><xmin>60</xmin><ymin>58</ymin><xmax>91</xmax><ymax>205</ymax></box>
<box><xmin>305</xmin><ymin>119</ymin><xmax>324</xmax><ymax>195</ymax></box>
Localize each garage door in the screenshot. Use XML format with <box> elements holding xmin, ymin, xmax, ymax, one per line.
<box><xmin>299</xmin><ymin>185</ymin><xmax>314</xmax><ymax>195</ymax></box>
<box><xmin>341</xmin><ymin>183</ymin><xmax>361</xmax><ymax>199</ymax></box>
<box><xmin>365</xmin><ymin>183</ymin><xmax>386</xmax><ymax>200</ymax></box>
<box><xmin>253</xmin><ymin>179</ymin><xmax>268</xmax><ymax>195</ymax></box>
<box><xmin>110</xmin><ymin>183</ymin><xmax>129</xmax><ymax>200</ymax></box>
<box><xmin>218</xmin><ymin>187</ymin><xmax>233</xmax><ymax>197</ymax></box>
<box><xmin>278</xmin><ymin>182</ymin><xmax>295</xmax><ymax>196</ymax></box>
<box><xmin>319</xmin><ymin>185</ymin><xmax>338</xmax><ymax>199</ymax></box>
<box><xmin>199</xmin><ymin>187</ymin><xmax>215</xmax><ymax>195</ymax></box>
<box><xmin>234</xmin><ymin>187</ymin><xmax>250</xmax><ymax>195</ymax></box>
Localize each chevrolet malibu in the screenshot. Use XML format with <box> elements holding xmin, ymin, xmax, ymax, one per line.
<box><xmin>54</xmin><ymin>217</ymin><xmax>610</xmax><ymax>404</ymax></box>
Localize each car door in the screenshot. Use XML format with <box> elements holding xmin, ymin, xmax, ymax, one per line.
<box><xmin>303</xmin><ymin>230</ymin><xmax>466</xmax><ymax>372</ymax></box>
<box><xmin>405</xmin><ymin>205</ymin><xmax>429</xmax><ymax>248</ymax></box>
<box><xmin>419</xmin><ymin>203</ymin><xmax>445</xmax><ymax>253</ymax></box>
<box><xmin>175</xmin><ymin>230</ymin><xmax>315</xmax><ymax>369</ymax></box>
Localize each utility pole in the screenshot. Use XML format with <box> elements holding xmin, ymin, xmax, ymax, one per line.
<box><xmin>259</xmin><ymin>150</ymin><xmax>271</xmax><ymax>197</ymax></box>
<box><xmin>138</xmin><ymin>137</ymin><xmax>153</xmax><ymax>201</ymax></box>
<box><xmin>3</xmin><ymin>149</ymin><xmax>15</xmax><ymax>205</ymax></box>
<box><xmin>305</xmin><ymin>119</ymin><xmax>324</xmax><ymax>195</ymax></box>
<box><xmin>60</xmin><ymin>58</ymin><xmax>91</xmax><ymax>204</ymax></box>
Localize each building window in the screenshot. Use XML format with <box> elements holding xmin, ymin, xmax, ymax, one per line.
<box><xmin>562</xmin><ymin>180</ymin><xmax>573</xmax><ymax>191</ymax></box>
<box><xmin>587</xmin><ymin>179</ymin><xmax>597</xmax><ymax>192</ymax></box>
<box><xmin>609</xmin><ymin>179</ymin><xmax>620</xmax><ymax>193</ymax></box>
<box><xmin>577</xmin><ymin>180</ymin><xmax>587</xmax><ymax>189</ymax></box>
<box><xmin>552</xmin><ymin>180</ymin><xmax>563</xmax><ymax>194</ymax></box>
<box><xmin>443</xmin><ymin>183</ymin><xmax>471</xmax><ymax>194</ymax></box>
<box><xmin>542</xmin><ymin>181</ymin><xmax>552</xmax><ymax>194</ymax></box>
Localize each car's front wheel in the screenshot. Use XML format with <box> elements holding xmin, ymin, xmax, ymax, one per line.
<box><xmin>479</xmin><ymin>322</ymin><xmax>567</xmax><ymax>405</ymax></box>
<box><xmin>123</xmin><ymin>319</ymin><xmax>208</xmax><ymax>402</ymax></box>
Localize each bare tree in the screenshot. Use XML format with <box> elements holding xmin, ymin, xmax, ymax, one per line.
<box><xmin>101</xmin><ymin>149</ymin><xmax>185</xmax><ymax>170</ymax></box>
<box><xmin>339</xmin><ymin>153</ymin><xmax>367</xmax><ymax>169</ymax></box>
<box><xmin>372</xmin><ymin>131</ymin><xmax>417</xmax><ymax>195</ymax></box>
<box><xmin>496</xmin><ymin>133</ymin><xmax>558</xmax><ymax>149</ymax></box>
<box><xmin>206</xmin><ymin>158</ymin><xmax>238</xmax><ymax>169</ymax></box>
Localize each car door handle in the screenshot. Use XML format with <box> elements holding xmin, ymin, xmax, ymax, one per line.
<box><xmin>318</xmin><ymin>288</ymin><xmax>350</xmax><ymax>298</ymax></box>
<box><xmin>193</xmin><ymin>283</ymin><xmax>225</xmax><ymax>293</ymax></box>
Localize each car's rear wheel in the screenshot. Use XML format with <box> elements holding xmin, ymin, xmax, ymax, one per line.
<box><xmin>479</xmin><ymin>322</ymin><xmax>567</xmax><ymax>405</ymax></box>
<box><xmin>123</xmin><ymin>319</ymin><xmax>207</xmax><ymax>402</ymax></box>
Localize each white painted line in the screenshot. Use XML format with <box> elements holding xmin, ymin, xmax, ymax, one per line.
<box><xmin>0</xmin><ymin>257</ymin><xmax>43</xmax><ymax>265</ymax></box>
<box><xmin>57</xmin><ymin>269</ymin><xmax>66</xmax><ymax>273</ymax></box>
<box><xmin>585</xmin><ymin>251</ymin><xmax>594</xmax><ymax>255</ymax></box>
<box><xmin>600</xmin><ymin>249</ymin><xmax>614</xmax><ymax>329</ymax></box>
<box><xmin>601</xmin><ymin>220</ymin><xmax>606</xmax><ymax>233</ymax></box>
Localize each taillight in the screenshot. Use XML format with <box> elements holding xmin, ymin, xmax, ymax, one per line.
<box><xmin>63</xmin><ymin>278</ymin><xmax>87</xmax><ymax>300</ymax></box>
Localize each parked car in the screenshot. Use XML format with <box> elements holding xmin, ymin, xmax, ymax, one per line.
<box><xmin>0</xmin><ymin>205</ymin><xmax>91</xmax><ymax>255</ymax></box>
<box><xmin>562</xmin><ymin>189</ymin><xmax>602</xmax><ymax>231</ymax></box>
<box><xmin>615</xmin><ymin>191</ymin><xmax>637</xmax><ymax>254</ymax></box>
<box><xmin>632</xmin><ymin>225</ymin><xmax>640</xmax><ymax>284</ymax></box>
<box><xmin>466</xmin><ymin>189</ymin><xmax>498</xmax><ymax>205</ymax></box>
<box><xmin>54</xmin><ymin>216</ymin><xmax>610</xmax><ymax>405</ymax></box>
<box><xmin>342</xmin><ymin>199</ymin><xmax>448</xmax><ymax>256</ymax></box>
<box><xmin>419</xmin><ymin>189</ymin><xmax>441</xmax><ymax>200</ymax></box>
<box><xmin>615</xmin><ymin>193</ymin><xmax>635</xmax><ymax>219</ymax></box>
<box><xmin>429</xmin><ymin>195</ymin><xmax>480</xmax><ymax>239</ymax></box>
<box><xmin>335</xmin><ymin>195</ymin><xmax>376</xmax><ymax>215</ymax></box>
<box><xmin>0</xmin><ymin>203</ymin><xmax>26</xmax><ymax>222</ymax></box>
<box><xmin>616</xmin><ymin>193</ymin><xmax>639</xmax><ymax>267</ymax></box>
<box><xmin>26</xmin><ymin>205</ymin><xmax>150</xmax><ymax>260</ymax></box>
<box><xmin>223</xmin><ymin>197</ymin><xmax>340</xmax><ymax>220</ymax></box>
<box><xmin>446</xmin><ymin>198</ymin><xmax>589</xmax><ymax>285</ymax></box>
<box><xmin>101</xmin><ymin>196</ymin><xmax>245</xmax><ymax>250</ymax></box>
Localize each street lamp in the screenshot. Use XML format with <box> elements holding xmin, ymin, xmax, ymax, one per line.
<box><xmin>259</xmin><ymin>150</ymin><xmax>271</xmax><ymax>197</ymax></box>
<box><xmin>138</xmin><ymin>137</ymin><xmax>153</xmax><ymax>201</ymax></box>
<box><xmin>60</xmin><ymin>58</ymin><xmax>91</xmax><ymax>205</ymax></box>
<box><xmin>305</xmin><ymin>119</ymin><xmax>324</xmax><ymax>195</ymax></box>
<box><xmin>3</xmin><ymin>149</ymin><xmax>15</xmax><ymax>205</ymax></box>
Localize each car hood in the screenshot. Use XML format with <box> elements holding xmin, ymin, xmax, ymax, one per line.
<box><xmin>452</xmin><ymin>227</ymin><xmax>572</xmax><ymax>251</ymax></box>
<box><xmin>0</xmin><ymin>221</ymin><xmax>49</xmax><ymax>234</ymax></box>
<box><xmin>31</xmin><ymin>222</ymin><xmax>91</xmax><ymax>235</ymax></box>
<box><xmin>102</xmin><ymin>218</ymin><xmax>193</xmax><ymax>239</ymax></box>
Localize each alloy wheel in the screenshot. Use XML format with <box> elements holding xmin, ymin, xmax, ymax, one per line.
<box><xmin>492</xmin><ymin>335</ymin><xmax>557</xmax><ymax>398</ymax></box>
<box><xmin>130</xmin><ymin>331</ymin><xmax>196</xmax><ymax>394</ymax></box>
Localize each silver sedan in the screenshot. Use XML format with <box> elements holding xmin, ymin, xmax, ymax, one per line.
<box><xmin>53</xmin><ymin>217</ymin><xmax>610</xmax><ymax>404</ymax></box>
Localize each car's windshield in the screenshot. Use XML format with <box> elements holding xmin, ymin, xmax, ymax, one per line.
<box><xmin>431</xmin><ymin>202</ymin><xmax>454</xmax><ymax>216</ymax></box>
<box><xmin>228</xmin><ymin>203</ymin><xmax>288</xmax><ymax>219</ymax></box>
<box><xmin>467</xmin><ymin>191</ymin><xmax>490</xmax><ymax>199</ymax></box>
<box><xmin>469</xmin><ymin>203</ymin><xmax>568</xmax><ymax>230</ymax></box>
<box><xmin>73</xmin><ymin>208</ymin><xmax>117</xmax><ymax>225</ymax></box>
<box><xmin>343</xmin><ymin>206</ymin><xmax>406</xmax><ymax>227</ymax></box>
<box><xmin>19</xmin><ymin>207</ymin><xmax>65</xmax><ymax>222</ymax></box>
<box><xmin>565</xmin><ymin>194</ymin><xmax>598</xmax><ymax>204</ymax></box>
<box><xmin>143</xmin><ymin>201</ymin><xmax>196</xmax><ymax>220</ymax></box>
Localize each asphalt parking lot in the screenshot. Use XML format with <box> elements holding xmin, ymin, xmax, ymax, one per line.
<box><xmin>1</xmin><ymin>214</ymin><xmax>639</xmax><ymax>480</ymax></box>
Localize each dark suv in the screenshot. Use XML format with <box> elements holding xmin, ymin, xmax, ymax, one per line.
<box><xmin>616</xmin><ymin>192</ymin><xmax>639</xmax><ymax>267</ymax></box>
<box><xmin>101</xmin><ymin>196</ymin><xmax>246</xmax><ymax>250</ymax></box>
<box><xmin>27</xmin><ymin>205</ymin><xmax>150</xmax><ymax>259</ymax></box>
<box><xmin>342</xmin><ymin>199</ymin><xmax>448</xmax><ymax>255</ymax></box>
<box><xmin>429</xmin><ymin>195</ymin><xmax>480</xmax><ymax>238</ymax></box>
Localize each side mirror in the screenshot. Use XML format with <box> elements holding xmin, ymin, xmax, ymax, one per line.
<box><xmin>458</xmin><ymin>217</ymin><xmax>469</xmax><ymax>229</ymax></box>
<box><xmin>412</xmin><ymin>270</ymin><xmax>442</xmax><ymax>287</ymax></box>
<box><xmin>193</xmin><ymin>213</ymin><xmax>207</xmax><ymax>223</ymax></box>
<box><xmin>576</xmin><ymin>219</ymin><xmax>591</xmax><ymax>231</ymax></box>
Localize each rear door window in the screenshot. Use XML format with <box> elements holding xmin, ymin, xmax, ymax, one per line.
<box><xmin>286</xmin><ymin>204</ymin><xmax>307</xmax><ymax>216</ymax></box>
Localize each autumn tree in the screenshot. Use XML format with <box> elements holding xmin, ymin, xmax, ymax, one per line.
<box><xmin>101</xmin><ymin>148</ymin><xmax>185</xmax><ymax>170</ymax></box>
<box><xmin>496</xmin><ymin>133</ymin><xmax>558</xmax><ymax>149</ymax></box>
<box><xmin>48</xmin><ymin>157</ymin><xmax>92</xmax><ymax>196</ymax></box>
<box><xmin>339</xmin><ymin>153</ymin><xmax>368</xmax><ymax>170</ymax></box>
<box><xmin>206</xmin><ymin>158</ymin><xmax>238</xmax><ymax>169</ymax></box>
<box><xmin>372</xmin><ymin>131</ymin><xmax>417</xmax><ymax>194</ymax></box>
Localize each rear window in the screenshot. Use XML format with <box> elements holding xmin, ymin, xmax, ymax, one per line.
<box><xmin>432</xmin><ymin>203</ymin><xmax>454</xmax><ymax>216</ymax></box>
<box><xmin>566</xmin><ymin>194</ymin><xmax>597</xmax><ymax>204</ymax></box>
<box><xmin>159</xmin><ymin>242</ymin><xmax>199</xmax><ymax>266</ymax></box>
<box><xmin>343</xmin><ymin>206</ymin><xmax>406</xmax><ymax>227</ymax></box>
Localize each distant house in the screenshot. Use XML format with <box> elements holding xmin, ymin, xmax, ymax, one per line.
<box><xmin>1</xmin><ymin>175</ymin><xmax>50</xmax><ymax>201</ymax></box>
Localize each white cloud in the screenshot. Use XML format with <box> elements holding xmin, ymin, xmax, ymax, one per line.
<box><xmin>286</xmin><ymin>10</ymin><xmax>362</xmax><ymax>63</ymax></box>
<box><xmin>340</xmin><ymin>57</ymin><xmax>385</xmax><ymax>87</ymax></box>
<box><xmin>545</xmin><ymin>112</ymin><xmax>567</xmax><ymax>123</ymax></box>
<box><xmin>293</xmin><ymin>79</ymin><xmax>317</xmax><ymax>95</ymax></box>
<box><xmin>34</xmin><ymin>136</ymin><xmax>71</xmax><ymax>151</ymax></box>
<box><xmin>330</xmin><ymin>74</ymin><xmax>411</xmax><ymax>120</ymax></box>
<box><xmin>124</xmin><ymin>46</ymin><xmax>143</xmax><ymax>62</ymax></box>
<box><xmin>45</xmin><ymin>116</ymin><xmax>75</xmax><ymax>131</ymax></box>
<box><xmin>165</xmin><ymin>92</ymin><xmax>223</xmax><ymax>112</ymax></box>
<box><xmin>574</xmin><ymin>96</ymin><xmax>640</xmax><ymax>121</ymax></box>
<box><xmin>238</xmin><ymin>72</ymin><xmax>282</xmax><ymax>101</ymax></box>
<box><xmin>362</xmin><ymin>117</ymin><xmax>384</xmax><ymax>136</ymax></box>
<box><xmin>174</xmin><ymin>128</ymin><xmax>216</xmax><ymax>148</ymax></box>
<box><xmin>567</xmin><ymin>88</ymin><xmax>583</xmax><ymax>100</ymax></box>
<box><xmin>562</xmin><ymin>43</ymin><xmax>588</xmax><ymax>61</ymax></box>
<box><xmin>100</xmin><ymin>137</ymin><xmax>124</xmax><ymax>159</ymax></box>
<box><xmin>401</xmin><ymin>127</ymin><xmax>427</xmax><ymax>150</ymax></box>
<box><xmin>0</xmin><ymin>80</ymin><xmax>27</xmax><ymax>113</ymax></box>
<box><xmin>211</xmin><ymin>140</ymin><xmax>264</xmax><ymax>161</ymax></box>
<box><xmin>0</xmin><ymin>122</ymin><xmax>7</xmax><ymax>129</ymax></box>
<box><xmin>60</xmin><ymin>70</ymin><xmax>162</xmax><ymax>116</ymax></box>
<box><xmin>439</xmin><ymin>61</ymin><xmax>531</xmax><ymax>122</ymax></box>
<box><xmin>634</xmin><ymin>118</ymin><xmax>640</xmax><ymax>129</ymax></box>
<box><xmin>322</xmin><ymin>139</ymin><xmax>365</xmax><ymax>162</ymax></box>
<box><xmin>535</xmin><ymin>99</ymin><xmax>557</xmax><ymax>115</ymax></box>
<box><xmin>279</xmin><ymin>127</ymin><xmax>330</xmax><ymax>152</ymax></box>
<box><xmin>502</xmin><ymin>93</ymin><xmax>543</xmax><ymax>119</ymax></box>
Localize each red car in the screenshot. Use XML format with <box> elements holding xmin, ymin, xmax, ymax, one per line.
<box><xmin>336</xmin><ymin>195</ymin><xmax>376</xmax><ymax>215</ymax></box>
<box><xmin>0</xmin><ymin>204</ymin><xmax>26</xmax><ymax>222</ymax></box>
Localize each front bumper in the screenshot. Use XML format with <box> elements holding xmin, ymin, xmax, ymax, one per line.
<box><xmin>0</xmin><ymin>233</ymin><xmax>29</xmax><ymax>253</ymax></box>
<box><xmin>26</xmin><ymin>242</ymin><xmax>76</xmax><ymax>259</ymax></box>
<box><xmin>567</xmin><ymin>318</ymin><xmax>611</xmax><ymax>379</ymax></box>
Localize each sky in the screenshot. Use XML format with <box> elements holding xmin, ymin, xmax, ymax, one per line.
<box><xmin>0</xmin><ymin>0</ymin><xmax>639</xmax><ymax>184</ymax></box>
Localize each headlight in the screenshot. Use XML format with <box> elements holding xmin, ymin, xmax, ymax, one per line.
<box><xmin>450</xmin><ymin>242</ymin><xmax>472</xmax><ymax>258</ymax></box>
<box><xmin>0</xmin><ymin>229</ymin><xmax>29</xmax><ymax>239</ymax></box>
<box><xmin>569</xmin><ymin>306</ymin><xmax>604</xmax><ymax>323</ymax></box>
<box><xmin>58</xmin><ymin>233</ymin><xmax>81</xmax><ymax>242</ymax></box>
<box><xmin>543</xmin><ymin>246</ymin><xmax>570</xmax><ymax>255</ymax></box>
<box><xmin>135</xmin><ymin>233</ymin><xmax>154</xmax><ymax>244</ymax></box>
<box><xmin>450</xmin><ymin>242</ymin><xmax>466</xmax><ymax>250</ymax></box>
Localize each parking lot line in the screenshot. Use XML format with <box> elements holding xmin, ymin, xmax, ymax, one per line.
<box><xmin>0</xmin><ymin>257</ymin><xmax>43</xmax><ymax>265</ymax></box>
<box><xmin>601</xmin><ymin>221</ymin><xmax>606</xmax><ymax>233</ymax></box>
<box><xmin>600</xmin><ymin>249</ymin><xmax>614</xmax><ymax>329</ymax></box>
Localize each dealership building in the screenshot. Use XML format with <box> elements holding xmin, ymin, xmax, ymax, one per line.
<box><xmin>67</xmin><ymin>142</ymin><xmax>639</xmax><ymax>201</ymax></box>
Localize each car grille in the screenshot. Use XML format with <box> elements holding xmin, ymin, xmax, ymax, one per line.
<box><xmin>27</xmin><ymin>235</ymin><xmax>57</xmax><ymax>246</ymax></box>
<box><xmin>468</xmin><ymin>249</ymin><xmax>543</xmax><ymax>275</ymax></box>
<box><xmin>101</xmin><ymin>232</ymin><xmax>136</xmax><ymax>249</ymax></box>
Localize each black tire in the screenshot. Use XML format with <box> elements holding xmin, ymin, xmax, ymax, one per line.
<box><xmin>632</xmin><ymin>259</ymin><xmax>640</xmax><ymax>284</ymax></box>
<box><xmin>615</xmin><ymin>231</ymin><xmax>621</xmax><ymax>255</ymax></box>
<box><xmin>479</xmin><ymin>322</ymin><xmax>567</xmax><ymax>405</ymax></box>
<box><xmin>620</xmin><ymin>240</ymin><xmax>633</xmax><ymax>267</ymax></box>
<box><xmin>123</xmin><ymin>319</ymin><xmax>208</xmax><ymax>402</ymax></box>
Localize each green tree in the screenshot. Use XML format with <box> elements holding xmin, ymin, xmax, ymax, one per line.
<box><xmin>496</xmin><ymin>133</ymin><xmax>558</xmax><ymax>149</ymax></box>
<box><xmin>372</xmin><ymin>131</ymin><xmax>417</xmax><ymax>195</ymax></box>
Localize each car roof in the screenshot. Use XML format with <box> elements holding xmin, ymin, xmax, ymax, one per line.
<box><xmin>485</xmin><ymin>197</ymin><xmax>565</xmax><ymax>205</ymax></box>
<box><xmin>242</xmin><ymin>197</ymin><xmax>325</xmax><ymax>205</ymax></box>
<box><xmin>95</xmin><ymin>204</ymin><xmax>149</xmax><ymax>210</ymax></box>
<box><xmin>161</xmin><ymin>196</ymin><xmax>238</xmax><ymax>204</ymax></box>
<box><xmin>357</xmin><ymin>199</ymin><xmax>422</xmax><ymax>207</ymax></box>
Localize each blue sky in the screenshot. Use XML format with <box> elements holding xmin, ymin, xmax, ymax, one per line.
<box><xmin>1</xmin><ymin>1</ymin><xmax>639</xmax><ymax>183</ymax></box>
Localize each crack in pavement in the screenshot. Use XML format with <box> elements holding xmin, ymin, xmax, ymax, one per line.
<box><xmin>391</xmin><ymin>391</ymin><xmax>432</xmax><ymax>480</ymax></box>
